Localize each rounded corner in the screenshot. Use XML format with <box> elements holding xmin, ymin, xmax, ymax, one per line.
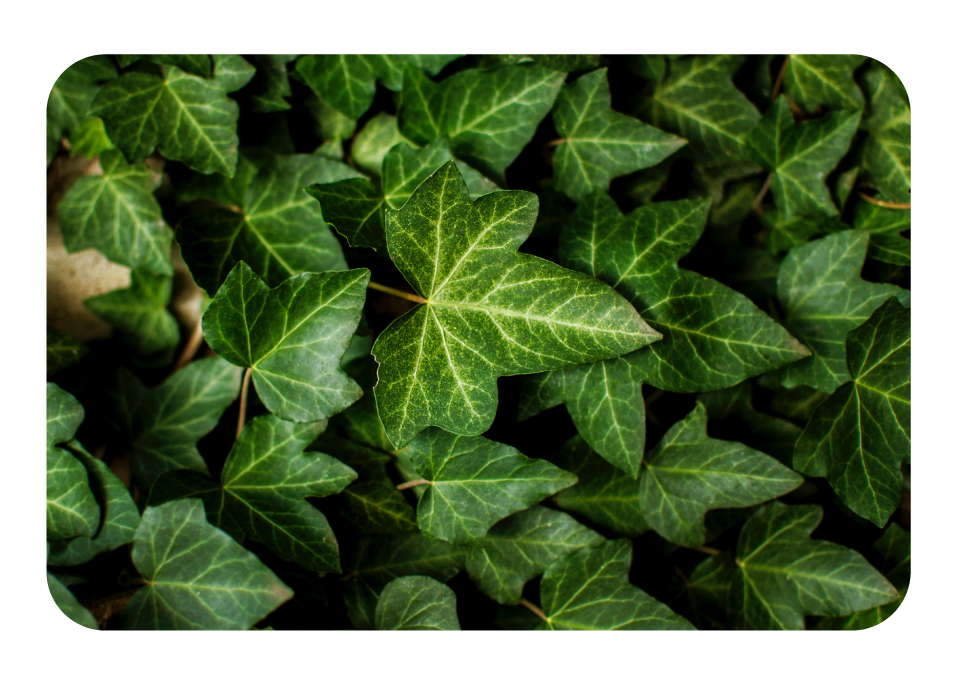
<box><xmin>858</xmin><ymin>55</ymin><xmax>911</xmax><ymax>105</ymax></box>
<box><xmin>45</xmin><ymin>576</ymin><xmax>100</xmax><ymax>632</ymax></box>
<box><xmin>46</xmin><ymin>54</ymin><xmax>112</xmax><ymax>102</ymax></box>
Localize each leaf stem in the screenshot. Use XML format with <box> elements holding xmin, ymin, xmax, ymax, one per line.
<box><xmin>396</xmin><ymin>478</ymin><xmax>429</xmax><ymax>491</ymax></box>
<box><xmin>236</xmin><ymin>368</ymin><xmax>252</xmax><ymax>439</ymax></box>
<box><xmin>770</xmin><ymin>56</ymin><xmax>789</xmax><ymax>102</ymax></box>
<box><xmin>519</xmin><ymin>598</ymin><xmax>548</xmax><ymax>622</ymax></box>
<box><xmin>858</xmin><ymin>192</ymin><xmax>911</xmax><ymax>210</ymax></box>
<box><xmin>169</xmin><ymin>320</ymin><xmax>205</xmax><ymax>378</ymax></box>
<box><xmin>367</xmin><ymin>281</ymin><xmax>427</xmax><ymax>304</ymax></box>
<box><xmin>752</xmin><ymin>172</ymin><xmax>774</xmax><ymax>216</ymax></box>
<box><xmin>544</xmin><ymin>138</ymin><xmax>567</xmax><ymax>148</ymax></box>
<box><xmin>695</xmin><ymin>546</ymin><xmax>721</xmax><ymax>556</ymax></box>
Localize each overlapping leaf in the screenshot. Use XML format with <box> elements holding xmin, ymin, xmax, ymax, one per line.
<box><xmin>47</xmin><ymin>55</ymin><xmax>117</xmax><ymax>164</ymax></box>
<box><xmin>778</xmin><ymin>230</ymin><xmax>910</xmax><ymax>392</ymax></box>
<box><xmin>46</xmin><ymin>384</ymin><xmax>99</xmax><ymax>540</ymax></box>
<box><xmin>349</xmin><ymin>112</ymin><xmax>407</xmax><ymax>176</ymax></box>
<box><xmin>84</xmin><ymin>270</ymin><xmax>179</xmax><ymax>356</ymax></box>
<box><xmin>202</xmin><ymin>262</ymin><xmax>368</xmax><ymax>422</ymax></box>
<box><xmin>48</xmin><ymin>573</ymin><xmax>98</xmax><ymax>629</ymax></box>
<box><xmin>248</xmin><ymin>55</ymin><xmax>297</xmax><ymax>112</ymax></box>
<box><xmin>117</xmin><ymin>54</ymin><xmax>213</xmax><ymax>78</ymax></box>
<box><xmin>374</xmin><ymin>576</ymin><xmax>460</xmax><ymax>630</ymax></box>
<box><xmin>794</xmin><ymin>298</ymin><xmax>910</xmax><ymax>526</ymax></box>
<box><xmin>860</xmin><ymin>62</ymin><xmax>910</xmax><ymax>203</ymax></box>
<box><xmin>782</xmin><ymin>55</ymin><xmax>867</xmax><ymax>112</ymax></box>
<box><xmin>853</xmin><ymin>198</ymin><xmax>910</xmax><ymax>266</ymax></box>
<box><xmin>371</xmin><ymin>162</ymin><xmax>658</xmax><ymax>448</ymax></box>
<box><xmin>117</xmin><ymin>499</ymin><xmax>292</xmax><ymax>629</ymax></box>
<box><xmin>730</xmin><ymin>502</ymin><xmax>897</xmax><ymax>629</ymax></box>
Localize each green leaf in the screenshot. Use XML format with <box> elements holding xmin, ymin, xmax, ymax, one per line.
<box><xmin>466</xmin><ymin>506</ymin><xmax>605</xmax><ymax>605</ymax></box>
<box><xmin>48</xmin><ymin>55</ymin><xmax>117</xmax><ymax>164</ymax></box>
<box><xmin>57</xmin><ymin>150</ymin><xmax>173</xmax><ymax>275</ymax></box>
<box><xmin>342</xmin><ymin>533</ymin><xmax>467</xmax><ymax>629</ymax></box>
<box><xmin>84</xmin><ymin>270</ymin><xmax>179</xmax><ymax>356</ymax></box>
<box><xmin>782</xmin><ymin>55</ymin><xmax>867</xmax><ymax>112</ymax></box>
<box><xmin>371</xmin><ymin>162</ymin><xmax>659</xmax><ymax>447</ymax></box>
<box><xmin>46</xmin><ymin>384</ymin><xmax>99</xmax><ymax>540</ymax></box>
<box><xmin>778</xmin><ymin>230</ymin><xmax>910</xmax><ymax>392</ymax></box>
<box><xmin>108</xmin><ymin>358</ymin><xmax>242</xmax><ymax>489</ymax></box>
<box><xmin>745</xmin><ymin>97</ymin><xmax>861</xmax><ymax>219</ymax></box>
<box><xmin>537</xmin><ymin>540</ymin><xmax>695</xmax><ymax>630</ymax></box>
<box><xmin>758</xmin><ymin>206</ymin><xmax>825</xmax><ymax>255</ymax></box>
<box><xmin>683</xmin><ymin>553</ymin><xmax>737</xmax><ymax>629</ymax></box>
<box><xmin>398</xmin><ymin>64</ymin><xmax>565</xmax><ymax>181</ymax></box>
<box><xmin>552</xmin><ymin>68</ymin><xmax>686</xmax><ymax>202</ymax></box>
<box><xmin>148</xmin><ymin>414</ymin><xmax>356</xmax><ymax>573</ymax></box>
<box><xmin>731</xmin><ymin>502</ymin><xmax>898</xmax><ymax>629</ymax></box>
<box><xmin>248</xmin><ymin>55</ymin><xmax>296</xmax><ymax>112</ymax></box>
<box><xmin>861</xmin><ymin>62</ymin><xmax>910</xmax><ymax>203</ymax></box>
<box><xmin>794</xmin><ymin>298</ymin><xmax>910</xmax><ymax>526</ymax></box>
<box><xmin>202</xmin><ymin>262</ymin><xmax>369</xmax><ymax>423</ymax></box>
<box><xmin>48</xmin><ymin>573</ymin><xmax>98</xmax><ymax>629</ymax></box>
<box><xmin>340</xmin><ymin>479</ymin><xmax>418</xmax><ymax>534</ymax></box>
<box><xmin>92</xmin><ymin>60</ymin><xmax>255</xmax><ymax>175</ymax></box>
<box><xmin>641</xmin><ymin>55</ymin><xmax>760</xmax><ymax>161</ymax></box>
<box><xmin>408</xmin><ymin>429</ymin><xmax>577</xmax><ymax>546</ymax></box>
<box><xmin>350</xmin><ymin>112</ymin><xmax>408</xmax><ymax>176</ymax></box>
<box><xmin>47</xmin><ymin>327</ymin><xmax>88</xmax><ymax>377</ymax></box>
<box><xmin>119</xmin><ymin>54</ymin><xmax>213</xmax><ymax>78</ymax></box>
<box><xmin>374</xmin><ymin>576</ymin><xmax>460</xmax><ymax>630</ymax></box>
<box><xmin>177</xmin><ymin>154</ymin><xmax>359</xmax><ymax>294</ymax></box>
<box><xmin>305</xmin><ymin>95</ymin><xmax>357</xmax><ymax>141</ymax></box>
<box><xmin>47</xmin><ymin>383</ymin><xmax>84</xmax><ymax>450</ymax></box>
<box><xmin>69</xmin><ymin>116</ymin><xmax>115</xmax><ymax>158</ymax></box>
<box><xmin>770</xmin><ymin>385</ymin><xmax>829</xmax><ymax>423</ymax></box>
<box><xmin>853</xmin><ymin>200</ymin><xmax>910</xmax><ymax>266</ymax></box>
<box><xmin>117</xmin><ymin>499</ymin><xmax>293</xmax><ymax>629</ymax></box>
<box><xmin>639</xmin><ymin>402</ymin><xmax>802</xmax><ymax>547</ymax></box>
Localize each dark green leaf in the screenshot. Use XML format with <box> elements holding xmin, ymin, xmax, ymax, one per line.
<box><xmin>84</xmin><ymin>270</ymin><xmax>179</xmax><ymax>356</ymax></box>
<box><xmin>46</xmin><ymin>328</ymin><xmax>88</xmax><ymax>377</ymax></box>
<box><xmin>860</xmin><ymin>62</ymin><xmax>910</xmax><ymax>203</ymax></box>
<box><xmin>48</xmin><ymin>573</ymin><xmax>98</xmax><ymax>629</ymax></box>
<box><xmin>782</xmin><ymin>55</ymin><xmax>867</xmax><ymax>112</ymax></box>
<box><xmin>853</xmin><ymin>200</ymin><xmax>910</xmax><ymax>266</ymax></box>
<box><xmin>249</xmin><ymin>55</ymin><xmax>297</xmax><ymax>112</ymax></box>
<box><xmin>47</xmin><ymin>55</ymin><xmax>117</xmax><ymax>164</ymax></box>
<box><xmin>119</xmin><ymin>54</ymin><xmax>213</xmax><ymax>78</ymax></box>
<box><xmin>374</xmin><ymin>576</ymin><xmax>460</xmax><ymax>630</ymax></box>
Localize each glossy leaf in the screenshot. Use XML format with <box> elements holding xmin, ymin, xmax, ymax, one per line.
<box><xmin>47</xmin><ymin>55</ymin><xmax>117</xmax><ymax>164</ymax></box>
<box><xmin>46</xmin><ymin>384</ymin><xmax>99</xmax><ymax>540</ymax></box>
<box><xmin>371</xmin><ymin>162</ymin><xmax>658</xmax><ymax>447</ymax></box>
<box><xmin>84</xmin><ymin>270</ymin><xmax>179</xmax><ymax>356</ymax></box>
<box><xmin>861</xmin><ymin>62</ymin><xmax>911</xmax><ymax>203</ymax></box>
<box><xmin>117</xmin><ymin>499</ymin><xmax>292</xmax><ymax>629</ymax></box>
<box><xmin>731</xmin><ymin>502</ymin><xmax>897</xmax><ymax>629</ymax></box>
<box><xmin>782</xmin><ymin>55</ymin><xmax>867</xmax><ymax>112</ymax></box>
<box><xmin>537</xmin><ymin>540</ymin><xmax>695</xmax><ymax>630</ymax></box>
<box><xmin>374</xmin><ymin>576</ymin><xmax>460</xmax><ymax>630</ymax></box>
<box><xmin>794</xmin><ymin>298</ymin><xmax>910</xmax><ymax>526</ymax></box>
<box><xmin>48</xmin><ymin>573</ymin><xmax>98</xmax><ymax>630</ymax></box>
<box><xmin>350</xmin><ymin>112</ymin><xmax>408</xmax><ymax>176</ymax></box>
<box><xmin>47</xmin><ymin>327</ymin><xmax>88</xmax><ymax>376</ymax></box>
<box><xmin>778</xmin><ymin>230</ymin><xmax>910</xmax><ymax>392</ymax></box>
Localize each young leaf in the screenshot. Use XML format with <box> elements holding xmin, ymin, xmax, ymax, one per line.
<box><xmin>552</xmin><ymin>68</ymin><xmax>686</xmax><ymax>202</ymax></box>
<box><xmin>48</xmin><ymin>573</ymin><xmax>98</xmax><ymax>630</ymax></box>
<box><xmin>202</xmin><ymin>263</ymin><xmax>368</xmax><ymax>422</ymax></box>
<box><xmin>730</xmin><ymin>502</ymin><xmax>898</xmax><ymax>629</ymax></box>
<box><xmin>782</xmin><ymin>55</ymin><xmax>867</xmax><ymax>112</ymax></box>
<box><xmin>350</xmin><ymin>113</ymin><xmax>408</xmax><ymax>176</ymax></box>
<box><xmin>466</xmin><ymin>506</ymin><xmax>605</xmax><ymax>605</ymax></box>
<box><xmin>84</xmin><ymin>270</ymin><xmax>179</xmax><ymax>356</ymax></box>
<box><xmin>70</xmin><ymin>116</ymin><xmax>115</xmax><ymax>158</ymax></box>
<box><xmin>853</xmin><ymin>200</ymin><xmax>910</xmax><ymax>266</ymax></box>
<box><xmin>371</xmin><ymin>162</ymin><xmax>659</xmax><ymax>448</ymax></box>
<box><xmin>47</xmin><ymin>327</ymin><xmax>88</xmax><ymax>376</ymax></box>
<box><xmin>148</xmin><ymin>414</ymin><xmax>356</xmax><ymax>573</ymax></box>
<box><xmin>374</xmin><ymin>576</ymin><xmax>461</xmax><ymax>630</ymax></box>
<box><xmin>57</xmin><ymin>150</ymin><xmax>173</xmax><ymax>275</ymax></box>
<box><xmin>409</xmin><ymin>429</ymin><xmax>576</xmax><ymax>546</ymax></box>
<box><xmin>745</xmin><ymin>97</ymin><xmax>861</xmax><ymax>219</ymax></box>
<box><xmin>794</xmin><ymin>298</ymin><xmax>910</xmax><ymax>526</ymax></box>
<box><xmin>398</xmin><ymin>64</ymin><xmax>565</xmax><ymax>181</ymax></box>
<box><xmin>860</xmin><ymin>62</ymin><xmax>910</xmax><ymax>203</ymax></box>
<box><xmin>778</xmin><ymin>230</ymin><xmax>910</xmax><ymax>392</ymax></box>
<box><xmin>537</xmin><ymin>540</ymin><xmax>695</xmax><ymax>630</ymax></box>
<box><xmin>117</xmin><ymin>499</ymin><xmax>292</xmax><ymax>629</ymax></box>
<box><xmin>92</xmin><ymin>59</ymin><xmax>255</xmax><ymax>175</ymax></box>
<box><xmin>46</xmin><ymin>384</ymin><xmax>99</xmax><ymax>540</ymax></box>
<box><xmin>47</xmin><ymin>55</ymin><xmax>117</xmax><ymax>164</ymax></box>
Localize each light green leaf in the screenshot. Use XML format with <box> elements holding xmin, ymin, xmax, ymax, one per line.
<box><xmin>47</xmin><ymin>328</ymin><xmax>88</xmax><ymax>377</ymax></box>
<box><xmin>408</xmin><ymin>429</ymin><xmax>577</xmax><ymax>546</ymax></box>
<box><xmin>48</xmin><ymin>55</ymin><xmax>117</xmax><ymax>164</ymax></box>
<box><xmin>399</xmin><ymin>64</ymin><xmax>565</xmax><ymax>181</ymax></box>
<box><xmin>117</xmin><ymin>499</ymin><xmax>292</xmax><ymax>629</ymax></box>
<box><xmin>746</xmin><ymin>97</ymin><xmax>861</xmax><ymax>219</ymax></box>
<box><xmin>108</xmin><ymin>358</ymin><xmax>242</xmax><ymax>489</ymax></box>
<box><xmin>148</xmin><ymin>414</ymin><xmax>356</xmax><ymax>573</ymax></box>
<box><xmin>783</xmin><ymin>55</ymin><xmax>867</xmax><ymax>112</ymax></box>
<box><xmin>731</xmin><ymin>502</ymin><xmax>898</xmax><ymax>629</ymax></box>
<box><xmin>794</xmin><ymin>298</ymin><xmax>910</xmax><ymax>526</ymax></box>
<box><xmin>202</xmin><ymin>262</ymin><xmax>368</xmax><ymax>423</ymax></box>
<box><xmin>553</xmin><ymin>68</ymin><xmax>686</xmax><ymax>202</ymax></box>
<box><xmin>46</xmin><ymin>384</ymin><xmax>99</xmax><ymax>540</ymax></box>
<box><xmin>69</xmin><ymin>116</ymin><xmax>115</xmax><ymax>158</ymax></box>
<box><xmin>778</xmin><ymin>230</ymin><xmax>910</xmax><ymax>392</ymax></box>
<box><xmin>374</xmin><ymin>576</ymin><xmax>460</xmax><ymax>630</ymax></box>
<box><xmin>466</xmin><ymin>506</ymin><xmax>605</xmax><ymax>605</ymax></box>
<box><xmin>177</xmin><ymin>154</ymin><xmax>359</xmax><ymax>295</ymax></box>
<box><xmin>305</xmin><ymin>95</ymin><xmax>357</xmax><ymax>141</ymax></box>
<box><xmin>84</xmin><ymin>270</ymin><xmax>178</xmax><ymax>356</ymax></box>
<box><xmin>853</xmin><ymin>200</ymin><xmax>910</xmax><ymax>266</ymax></box>
<box><xmin>350</xmin><ymin>113</ymin><xmax>409</xmax><ymax>176</ymax></box>
<box><xmin>209</xmin><ymin>54</ymin><xmax>257</xmax><ymax>94</ymax></box>
<box><xmin>248</xmin><ymin>55</ymin><xmax>297</xmax><ymax>112</ymax></box>
<box><xmin>48</xmin><ymin>573</ymin><xmax>98</xmax><ymax>629</ymax></box>
<box><xmin>57</xmin><ymin>150</ymin><xmax>173</xmax><ymax>275</ymax></box>
<box><xmin>47</xmin><ymin>383</ymin><xmax>84</xmax><ymax>450</ymax></box>
<box><xmin>861</xmin><ymin>62</ymin><xmax>910</xmax><ymax>203</ymax></box>
<box><xmin>92</xmin><ymin>60</ymin><xmax>255</xmax><ymax>175</ymax></box>
<box><xmin>537</xmin><ymin>540</ymin><xmax>695</xmax><ymax>630</ymax></box>
<box><xmin>371</xmin><ymin>162</ymin><xmax>658</xmax><ymax>448</ymax></box>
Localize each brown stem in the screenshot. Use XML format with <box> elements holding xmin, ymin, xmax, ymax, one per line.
<box><xmin>367</xmin><ymin>281</ymin><xmax>427</xmax><ymax>304</ymax></box>
<box><xmin>519</xmin><ymin>598</ymin><xmax>548</xmax><ymax>622</ymax></box>
<box><xmin>695</xmin><ymin>546</ymin><xmax>721</xmax><ymax>556</ymax></box>
<box><xmin>236</xmin><ymin>368</ymin><xmax>252</xmax><ymax>439</ymax></box>
<box><xmin>169</xmin><ymin>320</ymin><xmax>205</xmax><ymax>377</ymax></box>
<box><xmin>859</xmin><ymin>192</ymin><xmax>911</xmax><ymax>210</ymax></box>
<box><xmin>770</xmin><ymin>56</ymin><xmax>789</xmax><ymax>101</ymax></box>
<box><xmin>544</xmin><ymin>138</ymin><xmax>567</xmax><ymax>148</ymax></box>
<box><xmin>396</xmin><ymin>478</ymin><xmax>429</xmax><ymax>491</ymax></box>
<box><xmin>752</xmin><ymin>172</ymin><xmax>774</xmax><ymax>216</ymax></box>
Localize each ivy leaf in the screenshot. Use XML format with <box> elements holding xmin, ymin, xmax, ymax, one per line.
<box><xmin>342</xmin><ymin>533</ymin><xmax>467</xmax><ymax>629</ymax></box>
<box><xmin>46</xmin><ymin>384</ymin><xmax>99</xmax><ymax>540</ymax></box>
<box><xmin>118</xmin><ymin>54</ymin><xmax>213</xmax><ymax>78</ymax></box>
<box><xmin>537</xmin><ymin>540</ymin><xmax>695</xmax><ymax>630</ymax></box>
<box><xmin>778</xmin><ymin>230</ymin><xmax>910</xmax><ymax>392</ymax></box>
<box><xmin>47</xmin><ymin>55</ymin><xmax>117</xmax><ymax>164</ymax></box>
<box><xmin>770</xmin><ymin>385</ymin><xmax>829</xmax><ymax>423</ymax></box>
<box><xmin>117</xmin><ymin>499</ymin><xmax>292</xmax><ymax>629</ymax></box>
<box><xmin>350</xmin><ymin>112</ymin><xmax>408</xmax><ymax>176</ymax></box>
<box><xmin>374</xmin><ymin>576</ymin><xmax>460</xmax><ymax>630</ymax></box>
<box><xmin>69</xmin><ymin>116</ymin><xmax>115</xmax><ymax>159</ymax></box>
<box><xmin>731</xmin><ymin>502</ymin><xmax>898</xmax><ymax>629</ymax></box>
<box><xmin>640</xmin><ymin>55</ymin><xmax>760</xmax><ymax>162</ymax></box>
<box><xmin>758</xmin><ymin>206</ymin><xmax>825</xmax><ymax>255</ymax></box>
<box><xmin>148</xmin><ymin>414</ymin><xmax>356</xmax><ymax>573</ymax></box>
<box><xmin>639</xmin><ymin>402</ymin><xmax>802</xmax><ymax>547</ymax></box>
<box><xmin>552</xmin><ymin>68</ymin><xmax>686</xmax><ymax>202</ymax></box>
<box><xmin>47</xmin><ymin>327</ymin><xmax>88</xmax><ymax>376</ymax></box>
<box><xmin>782</xmin><ymin>55</ymin><xmax>867</xmax><ymax>112</ymax></box>
<box><xmin>84</xmin><ymin>270</ymin><xmax>179</xmax><ymax>356</ymax></box>
<box><xmin>683</xmin><ymin>553</ymin><xmax>737</xmax><ymax>629</ymax></box>
<box><xmin>177</xmin><ymin>154</ymin><xmax>359</xmax><ymax>294</ymax></box>
<box><xmin>466</xmin><ymin>506</ymin><xmax>605</xmax><ymax>605</ymax></box>
<box><xmin>371</xmin><ymin>162</ymin><xmax>658</xmax><ymax>447</ymax></box>
<box><xmin>108</xmin><ymin>358</ymin><xmax>242</xmax><ymax>489</ymax></box>
<box><xmin>92</xmin><ymin>59</ymin><xmax>255</xmax><ymax>175</ymax></box>
<box><xmin>853</xmin><ymin>200</ymin><xmax>910</xmax><ymax>266</ymax></box>
<box><xmin>399</xmin><ymin>64</ymin><xmax>565</xmax><ymax>181</ymax></box>
<box><xmin>248</xmin><ymin>55</ymin><xmax>297</xmax><ymax>112</ymax></box>
<box><xmin>408</xmin><ymin>429</ymin><xmax>576</xmax><ymax>546</ymax></box>
<box><xmin>794</xmin><ymin>298</ymin><xmax>910</xmax><ymax>526</ymax></box>
<box><xmin>746</xmin><ymin>97</ymin><xmax>861</xmax><ymax>219</ymax></box>
<box><xmin>202</xmin><ymin>263</ymin><xmax>369</xmax><ymax>423</ymax></box>
<box><xmin>57</xmin><ymin>150</ymin><xmax>173</xmax><ymax>275</ymax></box>
<box><xmin>48</xmin><ymin>573</ymin><xmax>98</xmax><ymax>630</ymax></box>
<box><xmin>861</xmin><ymin>62</ymin><xmax>910</xmax><ymax>203</ymax></box>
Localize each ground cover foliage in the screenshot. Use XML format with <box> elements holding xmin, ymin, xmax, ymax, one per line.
<box><xmin>46</xmin><ymin>53</ymin><xmax>910</xmax><ymax>631</ymax></box>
